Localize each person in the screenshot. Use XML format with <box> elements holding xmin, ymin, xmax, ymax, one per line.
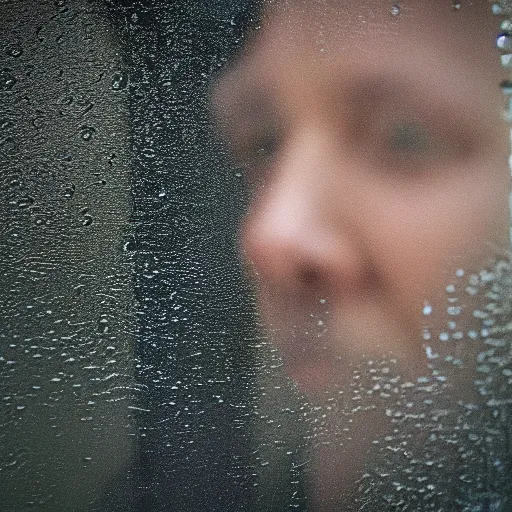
<box><xmin>212</xmin><ymin>0</ymin><xmax>512</xmax><ymax>509</ymax></box>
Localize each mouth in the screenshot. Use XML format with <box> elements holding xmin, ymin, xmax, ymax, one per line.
<box><xmin>258</xmin><ymin>293</ymin><xmax>342</xmax><ymax>392</ymax></box>
<box><xmin>258</xmin><ymin>287</ymin><xmax>432</xmax><ymax>395</ymax></box>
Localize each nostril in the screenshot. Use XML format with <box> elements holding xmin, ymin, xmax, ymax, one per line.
<box><xmin>241</xmin><ymin>191</ymin><xmax>369</xmax><ymax>298</ymax></box>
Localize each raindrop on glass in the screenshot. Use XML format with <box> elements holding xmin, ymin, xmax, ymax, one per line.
<box><xmin>80</xmin><ymin>126</ymin><xmax>95</xmax><ymax>141</ymax></box>
<box><xmin>497</xmin><ymin>33</ymin><xmax>512</xmax><ymax>51</ymax></box>
<box><xmin>501</xmin><ymin>79</ymin><xmax>512</xmax><ymax>95</ymax></box>
<box><xmin>17</xmin><ymin>195</ymin><xmax>34</xmax><ymax>209</ymax></box>
<box><xmin>112</xmin><ymin>71</ymin><xmax>128</xmax><ymax>91</ymax></box>
<box><xmin>80</xmin><ymin>208</ymin><xmax>93</xmax><ymax>226</ymax></box>
<box><xmin>142</xmin><ymin>147</ymin><xmax>155</xmax><ymax>159</ymax></box>
<box><xmin>501</xmin><ymin>19</ymin><xmax>512</xmax><ymax>32</ymax></box>
<box><xmin>6</xmin><ymin>45</ymin><xmax>23</xmax><ymax>58</ymax></box>
<box><xmin>63</xmin><ymin>183</ymin><xmax>75</xmax><ymax>199</ymax></box>
<box><xmin>492</xmin><ymin>3</ymin><xmax>504</xmax><ymax>15</ymax></box>
<box><xmin>0</xmin><ymin>69</ymin><xmax>16</xmax><ymax>91</ymax></box>
<box><xmin>501</xmin><ymin>54</ymin><xmax>512</xmax><ymax>68</ymax></box>
<box><xmin>391</xmin><ymin>4</ymin><xmax>400</xmax><ymax>16</ymax></box>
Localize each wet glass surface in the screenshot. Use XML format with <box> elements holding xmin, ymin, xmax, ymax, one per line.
<box><xmin>2</xmin><ymin>1</ymin><xmax>512</xmax><ymax>511</ymax></box>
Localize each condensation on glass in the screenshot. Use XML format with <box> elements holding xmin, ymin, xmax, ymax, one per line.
<box><xmin>1</xmin><ymin>1</ymin><xmax>135</xmax><ymax>509</ymax></box>
<box><xmin>1</xmin><ymin>0</ymin><xmax>512</xmax><ymax>511</ymax></box>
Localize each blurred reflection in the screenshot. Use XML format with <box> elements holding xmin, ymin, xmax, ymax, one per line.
<box><xmin>213</xmin><ymin>0</ymin><xmax>512</xmax><ymax>509</ymax></box>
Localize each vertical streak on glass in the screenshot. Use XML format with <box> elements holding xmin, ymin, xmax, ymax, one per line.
<box><xmin>0</xmin><ymin>1</ymin><xmax>136</xmax><ymax>510</ymax></box>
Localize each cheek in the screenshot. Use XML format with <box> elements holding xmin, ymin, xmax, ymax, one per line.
<box><xmin>371</xmin><ymin>165</ymin><xmax>511</xmax><ymax>325</ymax></box>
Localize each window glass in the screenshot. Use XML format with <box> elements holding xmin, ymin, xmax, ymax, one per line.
<box><xmin>1</xmin><ymin>1</ymin><xmax>136</xmax><ymax>509</ymax></box>
<box><xmin>2</xmin><ymin>0</ymin><xmax>512</xmax><ymax>511</ymax></box>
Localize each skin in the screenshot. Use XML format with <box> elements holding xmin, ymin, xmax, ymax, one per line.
<box><xmin>213</xmin><ymin>1</ymin><xmax>511</xmax><ymax>507</ymax></box>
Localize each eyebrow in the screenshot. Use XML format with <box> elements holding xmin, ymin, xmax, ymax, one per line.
<box><xmin>342</xmin><ymin>72</ymin><xmax>500</xmax><ymax>140</ymax></box>
<box><xmin>212</xmin><ymin>61</ymin><xmax>260</xmax><ymax>112</ymax></box>
<box><xmin>211</xmin><ymin>64</ymin><xmax>277</xmax><ymax>141</ymax></box>
<box><xmin>212</xmin><ymin>56</ymin><xmax>503</xmax><ymax>154</ymax></box>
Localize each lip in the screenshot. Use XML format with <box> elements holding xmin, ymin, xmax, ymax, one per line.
<box><xmin>258</xmin><ymin>284</ymin><xmax>432</xmax><ymax>389</ymax></box>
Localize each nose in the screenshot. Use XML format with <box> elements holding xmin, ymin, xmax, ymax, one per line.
<box><xmin>240</xmin><ymin>130</ymin><xmax>370</xmax><ymax>299</ymax></box>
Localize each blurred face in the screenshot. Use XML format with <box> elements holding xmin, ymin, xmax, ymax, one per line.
<box><xmin>213</xmin><ymin>0</ymin><xmax>511</xmax><ymax>395</ymax></box>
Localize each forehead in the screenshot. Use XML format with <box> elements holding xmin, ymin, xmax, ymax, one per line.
<box><xmin>249</xmin><ymin>0</ymin><xmax>500</xmax><ymax>76</ymax></box>
<box><xmin>213</xmin><ymin>0</ymin><xmax>505</xmax><ymax>130</ymax></box>
<box><xmin>258</xmin><ymin>0</ymin><xmax>496</xmax><ymax>35</ymax></box>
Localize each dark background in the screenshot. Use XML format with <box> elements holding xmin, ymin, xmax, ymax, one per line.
<box><xmin>1</xmin><ymin>1</ymin><xmax>283</xmax><ymax>511</ymax></box>
<box><xmin>106</xmin><ymin>1</ymin><xmax>263</xmax><ymax>510</ymax></box>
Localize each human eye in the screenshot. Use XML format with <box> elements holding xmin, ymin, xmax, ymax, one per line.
<box><xmin>385</xmin><ymin>122</ymin><xmax>431</xmax><ymax>157</ymax></box>
<box><xmin>374</xmin><ymin>116</ymin><xmax>463</xmax><ymax>174</ymax></box>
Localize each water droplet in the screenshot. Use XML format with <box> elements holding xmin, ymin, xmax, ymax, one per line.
<box><xmin>452</xmin><ymin>1</ymin><xmax>461</xmax><ymax>10</ymax></box>
<box><xmin>422</xmin><ymin>302</ymin><xmax>432</xmax><ymax>316</ymax></box>
<box><xmin>123</xmin><ymin>237</ymin><xmax>136</xmax><ymax>252</ymax></box>
<box><xmin>0</xmin><ymin>68</ymin><xmax>16</xmax><ymax>90</ymax></box>
<box><xmin>0</xmin><ymin>137</ymin><xmax>18</xmax><ymax>155</ymax></box>
<box><xmin>6</xmin><ymin>45</ymin><xmax>23</xmax><ymax>58</ymax></box>
<box><xmin>17</xmin><ymin>195</ymin><xmax>34</xmax><ymax>208</ymax></box>
<box><xmin>80</xmin><ymin>126</ymin><xmax>95</xmax><ymax>141</ymax></box>
<box><xmin>501</xmin><ymin>19</ymin><xmax>512</xmax><ymax>32</ymax></box>
<box><xmin>63</xmin><ymin>183</ymin><xmax>75</xmax><ymax>199</ymax></box>
<box><xmin>497</xmin><ymin>33</ymin><xmax>512</xmax><ymax>51</ymax></box>
<box><xmin>80</xmin><ymin>207</ymin><xmax>93</xmax><ymax>226</ymax></box>
<box><xmin>112</xmin><ymin>71</ymin><xmax>128</xmax><ymax>91</ymax></box>
<box><xmin>501</xmin><ymin>79</ymin><xmax>512</xmax><ymax>95</ymax></box>
<box><xmin>465</xmin><ymin>286</ymin><xmax>478</xmax><ymax>296</ymax></box>
<box><xmin>500</xmin><ymin>54</ymin><xmax>512</xmax><ymax>68</ymax></box>
<box><xmin>391</xmin><ymin>3</ymin><xmax>400</xmax><ymax>16</ymax></box>
<box><xmin>492</xmin><ymin>3</ymin><xmax>504</xmax><ymax>15</ymax></box>
<box><xmin>447</xmin><ymin>305</ymin><xmax>462</xmax><ymax>316</ymax></box>
<box><xmin>455</xmin><ymin>268</ymin><xmax>465</xmax><ymax>277</ymax></box>
<box><xmin>141</xmin><ymin>147</ymin><xmax>155</xmax><ymax>159</ymax></box>
<box><xmin>425</xmin><ymin>346</ymin><xmax>438</xmax><ymax>359</ymax></box>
